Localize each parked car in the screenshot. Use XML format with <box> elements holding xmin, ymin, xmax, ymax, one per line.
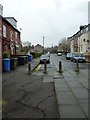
<box><xmin>71</xmin><ymin>53</ymin><xmax>86</xmax><ymax>63</ymax></box>
<box><xmin>40</xmin><ymin>54</ymin><xmax>50</xmax><ymax>64</ymax></box>
<box><xmin>66</xmin><ymin>53</ymin><xmax>73</xmax><ymax>60</ymax></box>
<box><xmin>57</xmin><ymin>52</ymin><xmax>62</xmax><ymax>56</ymax></box>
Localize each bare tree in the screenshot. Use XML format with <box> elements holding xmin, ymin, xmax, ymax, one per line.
<box><xmin>21</xmin><ymin>41</ymin><xmax>31</xmax><ymax>54</ymax></box>
<box><xmin>58</xmin><ymin>37</ymin><xmax>70</xmax><ymax>54</ymax></box>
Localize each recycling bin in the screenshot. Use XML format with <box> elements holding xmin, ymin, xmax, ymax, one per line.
<box><xmin>3</xmin><ymin>58</ymin><xmax>10</xmax><ymax>72</ymax></box>
<box><xmin>28</xmin><ymin>55</ymin><xmax>33</xmax><ymax>62</ymax></box>
<box><xmin>23</xmin><ymin>56</ymin><xmax>28</xmax><ymax>63</ymax></box>
<box><xmin>18</xmin><ymin>56</ymin><xmax>26</xmax><ymax>65</ymax></box>
<box><xmin>10</xmin><ymin>58</ymin><xmax>18</xmax><ymax>70</ymax></box>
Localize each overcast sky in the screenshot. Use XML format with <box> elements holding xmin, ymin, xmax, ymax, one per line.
<box><xmin>0</xmin><ymin>0</ymin><xmax>89</xmax><ymax>47</ymax></box>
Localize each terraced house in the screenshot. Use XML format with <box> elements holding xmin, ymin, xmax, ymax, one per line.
<box><xmin>0</xmin><ymin>4</ymin><xmax>21</xmax><ymax>60</ymax></box>
<box><xmin>78</xmin><ymin>24</ymin><xmax>90</xmax><ymax>53</ymax></box>
<box><xmin>70</xmin><ymin>24</ymin><xmax>90</xmax><ymax>62</ymax></box>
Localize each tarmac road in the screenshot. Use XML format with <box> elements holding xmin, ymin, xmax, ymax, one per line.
<box><xmin>2</xmin><ymin>61</ymin><xmax>60</xmax><ymax>119</ymax></box>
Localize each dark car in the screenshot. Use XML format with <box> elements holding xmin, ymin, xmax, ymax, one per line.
<box><xmin>71</xmin><ymin>53</ymin><xmax>86</xmax><ymax>63</ymax></box>
<box><xmin>66</xmin><ymin>53</ymin><xmax>73</xmax><ymax>60</ymax></box>
<box><xmin>40</xmin><ymin>54</ymin><xmax>50</xmax><ymax>64</ymax></box>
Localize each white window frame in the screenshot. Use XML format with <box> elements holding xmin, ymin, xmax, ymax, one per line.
<box><xmin>15</xmin><ymin>32</ymin><xmax>18</xmax><ymax>39</ymax></box>
<box><xmin>3</xmin><ymin>25</ymin><xmax>6</xmax><ymax>38</ymax></box>
<box><xmin>10</xmin><ymin>31</ymin><xmax>13</xmax><ymax>41</ymax></box>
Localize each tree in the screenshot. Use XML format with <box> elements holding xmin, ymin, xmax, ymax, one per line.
<box><xmin>21</xmin><ymin>41</ymin><xmax>31</xmax><ymax>54</ymax></box>
<box><xmin>58</xmin><ymin>37</ymin><xmax>70</xmax><ymax>54</ymax></box>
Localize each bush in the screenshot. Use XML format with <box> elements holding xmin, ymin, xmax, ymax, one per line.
<box><xmin>30</xmin><ymin>52</ymin><xmax>42</xmax><ymax>59</ymax></box>
<box><xmin>3</xmin><ymin>52</ymin><xmax>10</xmax><ymax>58</ymax></box>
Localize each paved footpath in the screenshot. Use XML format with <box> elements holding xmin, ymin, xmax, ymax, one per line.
<box><xmin>2</xmin><ymin>58</ymin><xmax>59</xmax><ymax>119</ymax></box>
<box><xmin>53</xmin><ymin>64</ymin><xmax>89</xmax><ymax>118</ymax></box>
<box><xmin>2</xmin><ymin>57</ymin><xmax>90</xmax><ymax>119</ymax></box>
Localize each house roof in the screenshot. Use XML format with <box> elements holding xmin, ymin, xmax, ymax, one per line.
<box><xmin>4</xmin><ymin>17</ymin><xmax>17</xmax><ymax>22</ymax></box>
<box><xmin>35</xmin><ymin>44</ymin><xmax>43</xmax><ymax>47</ymax></box>
<box><xmin>0</xmin><ymin>15</ymin><xmax>20</xmax><ymax>33</ymax></box>
<box><xmin>69</xmin><ymin>23</ymin><xmax>90</xmax><ymax>41</ymax></box>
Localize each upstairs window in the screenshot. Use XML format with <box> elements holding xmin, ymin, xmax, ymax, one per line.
<box><xmin>15</xmin><ymin>32</ymin><xmax>18</xmax><ymax>39</ymax></box>
<box><xmin>10</xmin><ymin>31</ymin><xmax>13</xmax><ymax>41</ymax></box>
<box><xmin>3</xmin><ymin>25</ymin><xmax>6</xmax><ymax>38</ymax></box>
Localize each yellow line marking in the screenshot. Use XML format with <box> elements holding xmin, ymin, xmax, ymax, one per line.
<box><xmin>36</xmin><ymin>64</ymin><xmax>41</xmax><ymax>71</ymax></box>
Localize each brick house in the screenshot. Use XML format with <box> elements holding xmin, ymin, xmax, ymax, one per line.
<box><xmin>0</xmin><ymin>4</ymin><xmax>21</xmax><ymax>59</ymax></box>
<box><xmin>0</xmin><ymin>4</ymin><xmax>21</xmax><ymax>71</ymax></box>
<box><xmin>70</xmin><ymin>26</ymin><xmax>86</xmax><ymax>53</ymax></box>
<box><xmin>70</xmin><ymin>24</ymin><xmax>90</xmax><ymax>62</ymax></box>
<box><xmin>34</xmin><ymin>44</ymin><xmax>43</xmax><ymax>53</ymax></box>
<box><xmin>78</xmin><ymin>25</ymin><xmax>90</xmax><ymax>53</ymax></box>
<box><xmin>2</xmin><ymin>17</ymin><xmax>21</xmax><ymax>56</ymax></box>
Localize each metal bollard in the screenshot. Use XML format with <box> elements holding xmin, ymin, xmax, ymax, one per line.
<box><xmin>75</xmin><ymin>59</ymin><xmax>79</xmax><ymax>72</ymax></box>
<box><xmin>28</xmin><ymin>62</ymin><xmax>31</xmax><ymax>74</ymax></box>
<box><xmin>44</xmin><ymin>61</ymin><xmax>47</xmax><ymax>73</ymax></box>
<box><xmin>59</xmin><ymin>61</ymin><xmax>62</xmax><ymax>73</ymax></box>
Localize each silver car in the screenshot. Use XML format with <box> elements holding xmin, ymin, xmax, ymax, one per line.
<box><xmin>71</xmin><ymin>53</ymin><xmax>86</xmax><ymax>63</ymax></box>
<box><xmin>40</xmin><ymin>54</ymin><xmax>50</xmax><ymax>64</ymax></box>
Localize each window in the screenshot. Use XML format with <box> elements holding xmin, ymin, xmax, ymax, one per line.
<box><xmin>10</xmin><ymin>31</ymin><xmax>13</xmax><ymax>41</ymax></box>
<box><xmin>3</xmin><ymin>25</ymin><xmax>6</xmax><ymax>38</ymax></box>
<box><xmin>15</xmin><ymin>32</ymin><xmax>18</xmax><ymax>39</ymax></box>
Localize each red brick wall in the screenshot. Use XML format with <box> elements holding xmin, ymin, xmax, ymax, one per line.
<box><xmin>2</xmin><ymin>20</ymin><xmax>21</xmax><ymax>55</ymax></box>
<box><xmin>73</xmin><ymin>37</ymin><xmax>78</xmax><ymax>52</ymax></box>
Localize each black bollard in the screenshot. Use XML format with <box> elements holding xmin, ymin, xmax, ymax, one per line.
<box><xmin>59</xmin><ymin>61</ymin><xmax>62</xmax><ymax>73</ymax></box>
<box><xmin>28</xmin><ymin>62</ymin><xmax>31</xmax><ymax>74</ymax></box>
<box><xmin>44</xmin><ymin>61</ymin><xmax>47</xmax><ymax>73</ymax></box>
<box><xmin>76</xmin><ymin>59</ymin><xmax>79</xmax><ymax>72</ymax></box>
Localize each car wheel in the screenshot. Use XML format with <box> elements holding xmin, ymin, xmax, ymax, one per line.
<box><xmin>71</xmin><ymin>59</ymin><xmax>73</xmax><ymax>62</ymax></box>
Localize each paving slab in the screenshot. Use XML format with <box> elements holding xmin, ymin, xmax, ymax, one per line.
<box><xmin>81</xmin><ymin>103</ymin><xmax>88</xmax><ymax>117</ymax></box>
<box><xmin>71</xmin><ymin>88</ymin><xmax>88</xmax><ymax>99</ymax></box>
<box><xmin>56</xmin><ymin>91</ymin><xmax>78</xmax><ymax>105</ymax></box>
<box><xmin>67</xmin><ymin>80</ymin><xmax>83</xmax><ymax>88</ymax></box>
<box><xmin>64</xmin><ymin>76</ymin><xmax>77</xmax><ymax>81</ymax></box>
<box><xmin>56</xmin><ymin>85</ymin><xmax>70</xmax><ymax>93</ymax></box>
<box><xmin>59</xmin><ymin>104</ymin><xmax>86</xmax><ymax>118</ymax></box>
<box><xmin>54</xmin><ymin>79</ymin><xmax>66</xmax><ymax>84</ymax></box>
<box><xmin>78</xmin><ymin>98</ymin><xmax>88</xmax><ymax>104</ymax></box>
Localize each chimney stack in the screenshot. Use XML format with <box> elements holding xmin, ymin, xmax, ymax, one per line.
<box><xmin>80</xmin><ymin>25</ymin><xmax>85</xmax><ymax>31</ymax></box>
<box><xmin>0</xmin><ymin>4</ymin><xmax>3</xmax><ymax>16</ymax></box>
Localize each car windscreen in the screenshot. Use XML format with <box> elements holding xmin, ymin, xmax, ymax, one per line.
<box><xmin>74</xmin><ymin>54</ymin><xmax>83</xmax><ymax>57</ymax></box>
<box><xmin>41</xmin><ymin>55</ymin><xmax>48</xmax><ymax>58</ymax></box>
<box><xmin>67</xmin><ymin>53</ymin><xmax>72</xmax><ymax>57</ymax></box>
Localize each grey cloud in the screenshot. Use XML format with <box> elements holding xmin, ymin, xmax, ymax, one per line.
<box><xmin>0</xmin><ymin>0</ymin><xmax>89</xmax><ymax>47</ymax></box>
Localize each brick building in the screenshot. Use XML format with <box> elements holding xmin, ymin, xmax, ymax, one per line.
<box><xmin>2</xmin><ymin>17</ymin><xmax>21</xmax><ymax>56</ymax></box>
<box><xmin>0</xmin><ymin>4</ymin><xmax>21</xmax><ymax>60</ymax></box>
